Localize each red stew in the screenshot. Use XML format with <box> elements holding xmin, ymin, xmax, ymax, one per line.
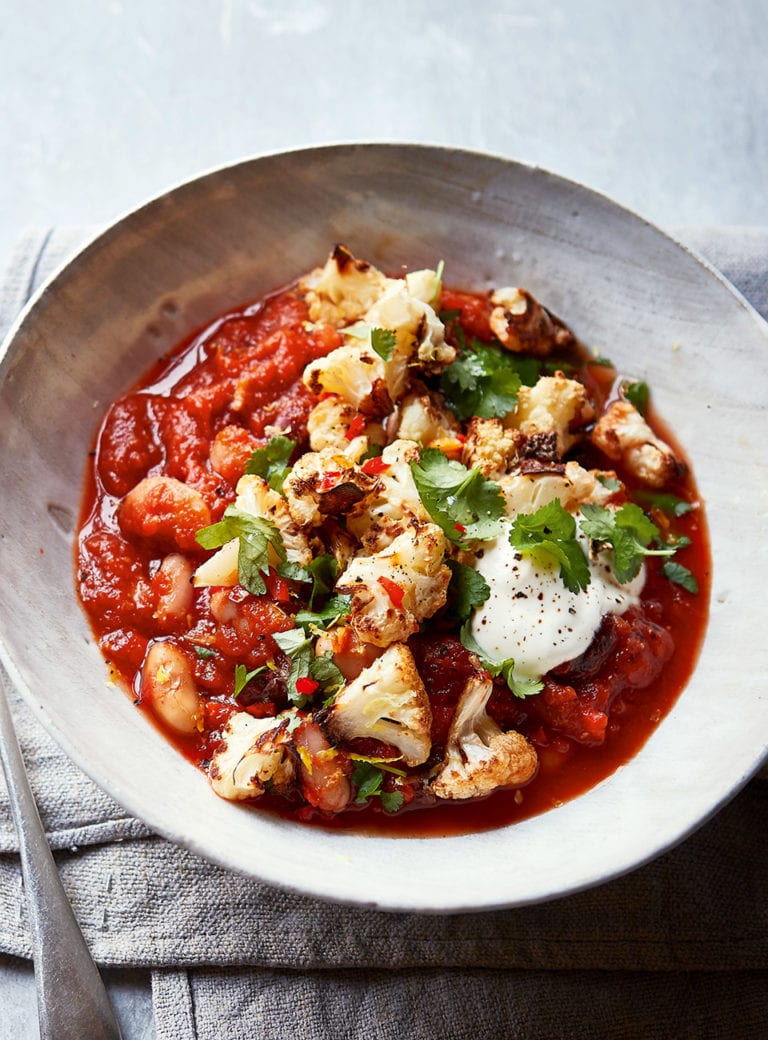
<box><xmin>76</xmin><ymin>270</ymin><xmax>710</xmax><ymax>836</ymax></box>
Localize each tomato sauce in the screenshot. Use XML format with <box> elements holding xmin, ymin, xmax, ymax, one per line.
<box><xmin>76</xmin><ymin>277</ymin><xmax>710</xmax><ymax>837</ymax></box>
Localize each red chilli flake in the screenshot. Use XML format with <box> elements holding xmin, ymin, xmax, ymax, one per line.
<box><xmin>295</xmin><ymin>677</ymin><xmax>319</xmax><ymax>696</ymax></box>
<box><xmin>454</xmin><ymin>523</ymin><xmax>466</xmax><ymax>533</ymax></box>
<box><xmin>361</xmin><ymin>455</ymin><xmax>390</xmax><ymax>476</ymax></box>
<box><xmin>378</xmin><ymin>575</ymin><xmax>405</xmax><ymax>609</ymax></box>
<box><xmin>345</xmin><ymin>413</ymin><xmax>367</xmax><ymax>440</ymax></box>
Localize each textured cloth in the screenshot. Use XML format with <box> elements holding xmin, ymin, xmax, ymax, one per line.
<box><xmin>1</xmin><ymin>227</ymin><xmax>767</xmax><ymax>1039</ymax></box>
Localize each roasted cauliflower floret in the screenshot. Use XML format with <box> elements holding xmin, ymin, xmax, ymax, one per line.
<box><xmin>431</xmin><ymin>666</ymin><xmax>537</xmax><ymax>800</ymax></box>
<box><xmin>591</xmin><ymin>399</ymin><xmax>685</xmax><ymax>488</ymax></box>
<box><xmin>283</xmin><ymin>445</ymin><xmax>379</xmax><ymax>528</ymax></box>
<box><xmin>391</xmin><ymin>383</ymin><xmax>461</xmax><ymax>449</ymax></box>
<box><xmin>303</xmin><ymin>342</ymin><xmax>392</xmax><ymax>417</ymax></box>
<box><xmin>327</xmin><ymin>643</ymin><xmax>432</xmax><ymax>765</ymax></box>
<box><xmin>498</xmin><ymin>460</ymin><xmax>616</xmax><ymax>518</ymax></box>
<box><xmin>301</xmin><ymin>244</ymin><xmax>388</xmax><ymax>326</ymax></box>
<box><xmin>337</xmin><ymin>522</ymin><xmax>451</xmax><ymax>647</ymax></box>
<box><xmin>306</xmin><ymin>395</ymin><xmax>385</xmax><ymax>454</ymax></box>
<box><xmin>365</xmin><ymin>279</ymin><xmax>455</xmax><ymax>379</ymax></box>
<box><xmin>461</xmin><ymin>417</ymin><xmax>520</xmax><ymax>477</ymax></box>
<box><xmin>346</xmin><ymin>439</ymin><xmax>431</xmax><ymax>552</ymax></box>
<box><xmin>489</xmin><ymin>287</ymin><xmax>574</xmax><ymax>357</ymax></box>
<box><xmin>192</xmin><ymin>474</ymin><xmax>312</xmax><ymax>587</ymax></box>
<box><xmin>209</xmin><ymin>711</ymin><xmax>296</xmax><ymax>801</ymax></box>
<box><xmin>506</xmin><ymin>373</ymin><xmax>591</xmax><ymax>455</ymax></box>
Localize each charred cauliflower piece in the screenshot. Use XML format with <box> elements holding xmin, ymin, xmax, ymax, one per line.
<box><xmin>365</xmin><ymin>279</ymin><xmax>455</xmax><ymax>381</ymax></box>
<box><xmin>301</xmin><ymin>244</ymin><xmax>388</xmax><ymax>325</ymax></box>
<box><xmin>303</xmin><ymin>342</ymin><xmax>392</xmax><ymax>417</ymax></box>
<box><xmin>498</xmin><ymin>460</ymin><xmax>617</xmax><ymax>518</ymax></box>
<box><xmin>327</xmin><ymin>642</ymin><xmax>432</xmax><ymax>765</ymax></box>
<box><xmin>307</xmin><ymin>395</ymin><xmax>385</xmax><ymax>454</ymax></box>
<box><xmin>591</xmin><ymin>399</ymin><xmax>685</xmax><ymax>488</ymax></box>
<box><xmin>431</xmin><ymin>667</ymin><xmax>537</xmax><ymax>800</ymax></box>
<box><xmin>346</xmin><ymin>439</ymin><xmax>431</xmax><ymax>553</ymax></box>
<box><xmin>193</xmin><ymin>474</ymin><xmax>312</xmax><ymax>587</ymax></box>
<box><xmin>489</xmin><ymin>287</ymin><xmax>574</xmax><ymax>357</ymax></box>
<box><xmin>209</xmin><ymin>711</ymin><xmax>296</xmax><ymax>801</ymax></box>
<box><xmin>337</xmin><ymin>522</ymin><xmax>450</xmax><ymax>647</ymax></box>
<box><xmin>507</xmin><ymin>373</ymin><xmax>591</xmax><ymax>455</ymax></box>
<box><xmin>283</xmin><ymin>445</ymin><xmax>379</xmax><ymax>528</ymax></box>
<box><xmin>462</xmin><ymin>417</ymin><xmax>520</xmax><ymax>478</ymax></box>
<box><xmin>391</xmin><ymin>383</ymin><xmax>462</xmax><ymax>450</ymax></box>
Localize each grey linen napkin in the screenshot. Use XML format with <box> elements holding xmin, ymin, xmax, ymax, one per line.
<box><xmin>1</xmin><ymin>227</ymin><xmax>767</xmax><ymax>1040</ymax></box>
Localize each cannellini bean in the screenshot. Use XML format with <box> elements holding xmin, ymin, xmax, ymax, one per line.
<box><xmin>152</xmin><ymin>553</ymin><xmax>195</xmax><ymax>623</ymax></box>
<box><xmin>140</xmin><ymin>640</ymin><xmax>202</xmax><ymax>736</ymax></box>
<box><xmin>118</xmin><ymin>475</ymin><xmax>211</xmax><ymax>551</ymax></box>
<box><xmin>294</xmin><ymin>720</ymin><xmax>351</xmax><ymax>813</ymax></box>
<box><xmin>314</xmin><ymin>627</ymin><xmax>384</xmax><ymax>682</ymax></box>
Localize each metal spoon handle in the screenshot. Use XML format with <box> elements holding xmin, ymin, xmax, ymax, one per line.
<box><xmin>0</xmin><ymin>670</ymin><xmax>122</xmax><ymax>1039</ymax></box>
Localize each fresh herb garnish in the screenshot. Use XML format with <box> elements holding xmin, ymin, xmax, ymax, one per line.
<box><xmin>445</xmin><ymin>559</ymin><xmax>491</xmax><ymax>623</ymax></box>
<box><xmin>193</xmin><ymin>645</ymin><xmax>217</xmax><ymax>660</ymax></box>
<box><xmin>596</xmin><ymin>474</ymin><xmax>622</xmax><ymax>492</ymax></box>
<box><xmin>351</xmin><ymin>760</ymin><xmax>405</xmax><ymax>812</ymax></box>
<box><xmin>579</xmin><ymin>502</ymin><xmax>676</xmax><ymax>583</ymax></box>
<box><xmin>623</xmin><ymin>380</ymin><xmax>649</xmax><ymax>414</ymax></box>
<box><xmin>633</xmin><ymin>490</ymin><xmax>693</xmax><ymax>517</ymax></box>
<box><xmin>196</xmin><ymin>506</ymin><xmax>285</xmax><ymax>596</ymax></box>
<box><xmin>459</xmin><ymin>622</ymin><xmax>543</xmax><ymax>700</ymax></box>
<box><xmin>291</xmin><ymin>554</ymin><xmax>352</xmax><ymax>629</ymax></box>
<box><xmin>244</xmin><ymin>435</ymin><xmax>296</xmax><ymax>492</ymax></box>
<box><xmin>370</xmin><ymin>327</ymin><xmax>397</xmax><ymax>361</ymax></box>
<box><xmin>661</xmin><ymin>560</ymin><xmax>699</xmax><ymax>594</ymax></box>
<box><xmin>272</xmin><ymin>629</ymin><xmax>345</xmax><ymax>705</ymax></box>
<box><xmin>409</xmin><ymin>448</ymin><xmax>506</xmax><ymax>547</ymax></box>
<box><xmin>508</xmin><ymin>500</ymin><xmax>591</xmax><ymax>594</ymax></box>
<box><xmin>233</xmin><ymin>662</ymin><xmax>264</xmax><ymax>699</ymax></box>
<box><xmin>439</xmin><ymin>339</ymin><xmax>522</xmax><ymax>420</ymax></box>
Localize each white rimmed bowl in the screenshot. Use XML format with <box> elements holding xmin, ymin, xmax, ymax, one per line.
<box><xmin>1</xmin><ymin>144</ymin><xmax>766</xmax><ymax>911</ymax></box>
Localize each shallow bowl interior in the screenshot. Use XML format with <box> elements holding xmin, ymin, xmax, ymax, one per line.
<box><xmin>1</xmin><ymin>144</ymin><xmax>766</xmax><ymax>911</ymax></box>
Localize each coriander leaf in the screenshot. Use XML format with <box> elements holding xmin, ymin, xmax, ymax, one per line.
<box><xmin>589</xmin><ymin>355</ymin><xmax>615</xmax><ymax>368</ymax></box>
<box><xmin>272</xmin><ymin>629</ymin><xmax>314</xmax><ymax>704</ymax></box>
<box><xmin>193</xmin><ymin>645</ymin><xmax>217</xmax><ymax>660</ymax></box>
<box><xmin>308</xmin><ymin>652</ymin><xmax>345</xmax><ymax>701</ymax></box>
<box><xmin>579</xmin><ymin>502</ymin><xmax>676</xmax><ymax>584</ymax></box>
<box><xmin>380</xmin><ymin>790</ymin><xmax>405</xmax><ymax>812</ymax></box>
<box><xmin>306</xmin><ymin>554</ymin><xmax>338</xmax><ymax>607</ymax></box>
<box><xmin>662</xmin><ymin>560</ymin><xmax>699</xmax><ymax>594</ymax></box>
<box><xmin>439</xmin><ymin>339</ymin><xmax>522</xmax><ymax>419</ymax></box>
<box><xmin>596</xmin><ymin>474</ymin><xmax>622</xmax><ymax>492</ymax></box>
<box><xmin>623</xmin><ymin>380</ymin><xmax>649</xmax><ymax>414</ymax></box>
<box><xmin>633</xmin><ymin>490</ymin><xmax>693</xmax><ymax>517</ymax></box>
<box><xmin>409</xmin><ymin>448</ymin><xmax>505</xmax><ymax>546</ymax></box>
<box><xmin>244</xmin><ymin>435</ymin><xmax>296</xmax><ymax>492</ymax></box>
<box><xmin>272</xmin><ymin>629</ymin><xmax>346</xmax><ymax>704</ymax></box>
<box><xmin>294</xmin><ymin>594</ymin><xmax>352</xmax><ymax>630</ymax></box>
<box><xmin>445</xmin><ymin>559</ymin><xmax>491</xmax><ymax>623</ymax></box>
<box><xmin>508</xmin><ymin>499</ymin><xmax>591</xmax><ymax>593</ymax></box>
<box><xmin>351</xmin><ymin>761</ymin><xmax>405</xmax><ymax>812</ymax></box>
<box><xmin>233</xmin><ymin>662</ymin><xmax>265</xmax><ymax>698</ymax></box>
<box><xmin>352</xmin><ymin>761</ymin><xmax>384</xmax><ymax>803</ymax></box>
<box><xmin>459</xmin><ymin>622</ymin><xmax>543</xmax><ymax>700</ymax></box>
<box><xmin>370</xmin><ymin>327</ymin><xmax>397</xmax><ymax>361</ymax></box>
<box><xmin>196</xmin><ymin>505</ymin><xmax>285</xmax><ymax>596</ymax></box>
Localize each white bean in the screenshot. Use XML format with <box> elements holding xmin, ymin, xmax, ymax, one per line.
<box><xmin>141</xmin><ymin>640</ymin><xmax>202</xmax><ymax>736</ymax></box>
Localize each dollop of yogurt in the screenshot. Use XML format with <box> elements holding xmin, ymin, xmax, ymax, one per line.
<box><xmin>471</xmin><ymin>529</ymin><xmax>645</xmax><ymax>679</ymax></box>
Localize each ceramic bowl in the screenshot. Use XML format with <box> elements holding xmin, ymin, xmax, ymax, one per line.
<box><xmin>1</xmin><ymin>144</ymin><xmax>766</xmax><ymax>911</ymax></box>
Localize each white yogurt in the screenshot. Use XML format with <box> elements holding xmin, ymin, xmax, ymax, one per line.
<box><xmin>471</xmin><ymin>529</ymin><xmax>645</xmax><ymax>679</ymax></box>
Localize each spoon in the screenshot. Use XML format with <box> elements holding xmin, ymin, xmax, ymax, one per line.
<box><xmin>0</xmin><ymin>669</ymin><xmax>123</xmax><ymax>1039</ymax></box>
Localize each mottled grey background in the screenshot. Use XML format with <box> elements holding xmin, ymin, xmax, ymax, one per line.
<box><xmin>0</xmin><ymin>1</ymin><xmax>766</xmax><ymax>1037</ymax></box>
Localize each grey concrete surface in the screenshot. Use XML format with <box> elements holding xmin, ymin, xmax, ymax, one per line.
<box><xmin>0</xmin><ymin>0</ymin><xmax>766</xmax><ymax>1036</ymax></box>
